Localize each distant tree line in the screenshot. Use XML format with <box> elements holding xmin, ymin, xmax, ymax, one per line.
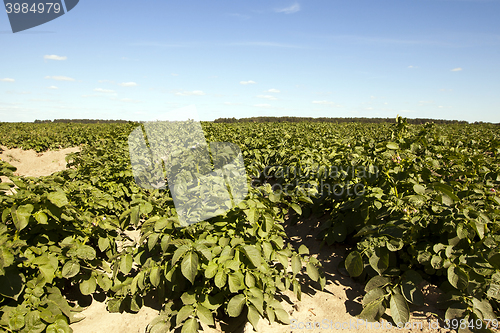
<box><xmin>31</xmin><ymin>117</ymin><xmax>498</xmax><ymax>125</ymax></box>
<box><xmin>213</xmin><ymin>116</ymin><xmax>499</xmax><ymax>125</ymax></box>
<box><xmin>34</xmin><ymin>119</ymin><xmax>131</xmax><ymax>124</ymax></box>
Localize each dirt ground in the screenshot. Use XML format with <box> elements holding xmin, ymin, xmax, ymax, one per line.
<box><xmin>0</xmin><ymin>145</ymin><xmax>457</xmax><ymax>333</ymax></box>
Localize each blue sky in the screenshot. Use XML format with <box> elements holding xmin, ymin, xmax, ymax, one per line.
<box><xmin>1</xmin><ymin>0</ymin><xmax>499</xmax><ymax>122</ymax></box>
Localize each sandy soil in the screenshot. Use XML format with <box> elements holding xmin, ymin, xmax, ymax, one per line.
<box><xmin>0</xmin><ymin>146</ymin><xmax>458</xmax><ymax>333</ymax></box>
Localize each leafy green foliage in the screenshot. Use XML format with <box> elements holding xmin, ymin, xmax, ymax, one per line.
<box><xmin>0</xmin><ymin>121</ymin><xmax>323</xmax><ymax>332</ymax></box>
<box><xmin>1</xmin><ymin>118</ymin><xmax>498</xmax><ymax>331</ymax></box>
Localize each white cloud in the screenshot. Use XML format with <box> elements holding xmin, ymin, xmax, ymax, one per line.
<box><xmin>267</xmin><ymin>88</ymin><xmax>280</xmax><ymax>93</ymax></box>
<box><xmin>119</xmin><ymin>82</ymin><xmax>138</xmax><ymax>87</ymax></box>
<box><xmin>94</xmin><ymin>88</ymin><xmax>115</xmax><ymax>93</ymax></box>
<box><xmin>224</xmin><ymin>102</ymin><xmax>240</xmax><ymax>105</ymax></box>
<box><xmin>254</xmin><ymin>104</ymin><xmax>271</xmax><ymax>108</ymax></box>
<box><xmin>82</xmin><ymin>94</ymin><xmax>106</xmax><ymax>98</ymax></box>
<box><xmin>6</xmin><ymin>91</ymin><xmax>31</xmax><ymax>95</ymax></box>
<box><xmin>45</xmin><ymin>76</ymin><xmax>75</xmax><ymax>81</ymax></box>
<box><xmin>451</xmin><ymin>67</ymin><xmax>462</xmax><ymax>71</ymax></box>
<box><xmin>257</xmin><ymin>95</ymin><xmax>278</xmax><ymax>101</ymax></box>
<box><xmin>313</xmin><ymin>91</ymin><xmax>333</xmax><ymax>96</ymax></box>
<box><xmin>240</xmin><ymin>80</ymin><xmax>256</xmax><ymax>85</ymax></box>
<box><xmin>120</xmin><ymin>98</ymin><xmax>141</xmax><ymax>103</ymax></box>
<box><xmin>171</xmin><ymin>73</ymin><xmax>179</xmax><ymax>76</ymax></box>
<box><xmin>44</xmin><ymin>55</ymin><xmax>67</xmax><ymax>61</ymax></box>
<box><xmin>366</xmin><ymin>107</ymin><xmax>373</xmax><ymax>110</ymax></box>
<box><xmin>1</xmin><ymin>78</ymin><xmax>15</xmax><ymax>82</ymax></box>
<box><xmin>47</xmin><ymin>86</ymin><xmax>58</xmax><ymax>89</ymax></box>
<box><xmin>312</xmin><ymin>100</ymin><xmax>340</xmax><ymax>106</ymax></box>
<box><xmin>408</xmin><ymin>65</ymin><xmax>417</xmax><ymax>68</ymax></box>
<box><xmin>275</xmin><ymin>3</ymin><xmax>301</xmax><ymax>14</ymax></box>
<box><xmin>227</xmin><ymin>13</ymin><xmax>251</xmax><ymax>20</ymax></box>
<box><xmin>174</xmin><ymin>90</ymin><xmax>206</xmax><ymax>96</ymax></box>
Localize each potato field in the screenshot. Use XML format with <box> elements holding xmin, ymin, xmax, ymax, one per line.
<box><xmin>0</xmin><ymin>117</ymin><xmax>499</xmax><ymax>333</ymax></box>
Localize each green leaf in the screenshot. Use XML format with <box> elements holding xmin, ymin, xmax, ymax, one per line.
<box><xmin>147</xmin><ymin>320</ymin><xmax>170</xmax><ymax>333</ymax></box>
<box><xmin>362</xmin><ymin>287</ymin><xmax>386</xmax><ymax>306</ymax></box>
<box><xmin>274</xmin><ymin>308</ymin><xmax>289</xmax><ymax>324</ymax></box>
<box><xmin>247</xmin><ymin>304</ymin><xmax>260</xmax><ymax>331</ymax></box>
<box><xmin>345</xmin><ymin>251</ymin><xmax>363</xmax><ymax>277</ymax></box>
<box><xmin>177</xmin><ymin>305</ymin><xmax>195</xmax><ymax>326</ymax></box>
<box><xmin>290</xmin><ymin>203</ymin><xmax>302</xmax><ymax>215</ymax></box>
<box><xmin>369</xmin><ymin>247</ymin><xmax>389</xmax><ymax>275</ymax></box>
<box><xmin>413</xmin><ymin>184</ymin><xmax>426</xmax><ymax>195</ymax></box>
<box><xmin>181</xmin><ymin>252</ymin><xmax>199</xmax><ymax>284</ymax></box>
<box><xmin>150</xmin><ymin>266</ymin><xmax>161</xmax><ymax>287</ymax></box>
<box><xmin>227</xmin><ymin>294</ymin><xmax>245</xmax><ymax>317</ymax></box>
<box><xmin>148</xmin><ymin>233</ymin><xmax>160</xmax><ymax>251</ymax></box>
<box><xmin>215</xmin><ymin>269</ymin><xmax>227</xmax><ymax>288</ymax></box>
<box><xmin>61</xmin><ymin>260</ymin><xmax>80</xmax><ymax>278</ymax></box>
<box><xmin>181</xmin><ymin>318</ymin><xmax>198</xmax><ymax>333</ymax></box>
<box><xmin>471</xmin><ymin>220</ymin><xmax>485</xmax><ymax>240</ymax></box>
<box><xmin>107</xmin><ymin>298</ymin><xmax>122</xmax><ymax>313</ymax></box>
<box><xmin>47</xmin><ymin>191</ymin><xmax>69</xmax><ymax>207</ymax></box>
<box><xmin>80</xmin><ymin>275</ymin><xmax>97</xmax><ymax>295</ymax></box>
<box><xmin>486</xmin><ymin>283</ymin><xmax>500</xmax><ymax>300</ymax></box>
<box><xmin>269</xmin><ymin>192</ymin><xmax>280</xmax><ymax>203</ymax></box>
<box><xmin>98</xmin><ymin>237</ymin><xmax>110</xmax><ymax>252</ymax></box>
<box><xmin>386</xmin><ymin>142</ymin><xmax>400</xmax><ymax>150</ymax></box>
<box><xmin>130</xmin><ymin>206</ymin><xmax>140</xmax><ymax>227</ymax></box>
<box><xmin>13</xmin><ymin>204</ymin><xmax>34</xmax><ymax>231</ymax></box>
<box><xmin>34</xmin><ymin>211</ymin><xmax>48</xmax><ymax>224</ymax></box>
<box><xmin>245</xmin><ymin>271</ymin><xmax>256</xmax><ymax>288</ymax></box>
<box><xmin>293</xmin><ymin>279</ymin><xmax>301</xmax><ymax>301</ymax></box>
<box><xmin>76</xmin><ymin>245</ymin><xmax>96</xmax><ymax>261</ymax></box>
<box><xmin>39</xmin><ymin>264</ymin><xmax>56</xmax><ymax>284</ymax></box>
<box><xmin>358</xmin><ymin>298</ymin><xmax>385</xmax><ymax>322</ymax></box>
<box><xmin>172</xmin><ymin>245</ymin><xmax>190</xmax><ymax>265</ymax></box>
<box><xmin>9</xmin><ymin>313</ymin><xmax>25</xmax><ymax>330</ymax></box>
<box><xmin>228</xmin><ymin>273</ymin><xmax>243</xmax><ymax>293</ymax></box>
<box><xmin>306</xmin><ymin>262</ymin><xmax>319</xmax><ymax>282</ymax></box>
<box><xmin>365</xmin><ymin>275</ymin><xmax>391</xmax><ymax>292</ymax></box>
<box><xmin>291</xmin><ymin>255</ymin><xmax>301</xmax><ymax>275</ymax></box>
<box><xmin>120</xmin><ymin>253</ymin><xmax>133</xmax><ymax>275</ymax></box>
<box><xmin>445</xmin><ymin>303</ymin><xmax>467</xmax><ymax>321</ymax></box>
<box><xmin>390</xmin><ymin>293</ymin><xmax>410</xmax><ymax>325</ymax></box>
<box><xmin>181</xmin><ymin>291</ymin><xmax>196</xmax><ymax>305</ymax></box>
<box><xmin>472</xmin><ymin>298</ymin><xmax>497</xmax><ymax>320</ymax></box>
<box><xmin>298</xmin><ymin>245</ymin><xmax>309</xmax><ymax>255</ymax></box>
<box><xmin>154</xmin><ymin>217</ymin><xmax>169</xmax><ymax>232</ymax></box>
<box><xmin>242</xmin><ymin>245</ymin><xmax>262</xmax><ymax>268</ymax></box>
<box><xmin>433</xmin><ymin>183</ymin><xmax>460</xmax><ymax>202</ymax></box>
<box><xmin>24</xmin><ymin>310</ymin><xmax>46</xmax><ymax>333</ymax></box>
<box><xmin>246</xmin><ymin>207</ymin><xmax>257</xmax><ymax>224</ymax></box>
<box><xmin>448</xmin><ymin>265</ymin><xmax>469</xmax><ymax>290</ymax></box>
<box><xmin>205</xmin><ymin>261</ymin><xmax>218</xmax><ymax>279</ymax></box>
<box><xmin>196</xmin><ymin>304</ymin><xmax>214</xmax><ymax>326</ymax></box>
<box><xmin>46</xmin><ymin>317</ymin><xmax>71</xmax><ymax>333</ymax></box>
<box><xmin>96</xmin><ymin>274</ymin><xmax>112</xmax><ymax>292</ymax></box>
